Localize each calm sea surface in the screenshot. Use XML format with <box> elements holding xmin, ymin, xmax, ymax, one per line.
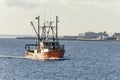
<box><xmin>0</xmin><ymin>39</ymin><xmax>120</xmax><ymax>80</ymax></box>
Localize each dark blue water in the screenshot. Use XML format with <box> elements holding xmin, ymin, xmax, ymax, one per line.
<box><xmin>0</xmin><ymin>39</ymin><xmax>120</xmax><ymax>80</ymax></box>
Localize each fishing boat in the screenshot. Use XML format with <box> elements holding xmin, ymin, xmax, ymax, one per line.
<box><xmin>25</xmin><ymin>16</ymin><xmax>65</xmax><ymax>60</ymax></box>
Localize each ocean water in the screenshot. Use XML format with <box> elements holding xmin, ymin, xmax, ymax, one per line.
<box><xmin>0</xmin><ymin>39</ymin><xmax>120</xmax><ymax>80</ymax></box>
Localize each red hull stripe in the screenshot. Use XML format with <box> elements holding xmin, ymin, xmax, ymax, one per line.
<box><xmin>44</xmin><ymin>50</ymin><xmax>64</xmax><ymax>58</ymax></box>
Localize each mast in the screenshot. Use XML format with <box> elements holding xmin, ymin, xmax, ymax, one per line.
<box><xmin>56</xmin><ymin>16</ymin><xmax>59</xmax><ymax>40</ymax></box>
<box><xmin>35</xmin><ymin>16</ymin><xmax>40</xmax><ymax>45</ymax></box>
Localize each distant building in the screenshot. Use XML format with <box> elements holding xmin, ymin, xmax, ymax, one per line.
<box><xmin>79</xmin><ymin>33</ymin><xmax>85</xmax><ymax>37</ymax></box>
<box><xmin>112</xmin><ymin>33</ymin><xmax>120</xmax><ymax>40</ymax></box>
<box><xmin>97</xmin><ymin>31</ymin><xmax>109</xmax><ymax>40</ymax></box>
<box><xmin>85</xmin><ymin>31</ymin><xmax>97</xmax><ymax>38</ymax></box>
<box><xmin>78</xmin><ymin>31</ymin><xmax>109</xmax><ymax>40</ymax></box>
<box><xmin>78</xmin><ymin>33</ymin><xmax>86</xmax><ymax>40</ymax></box>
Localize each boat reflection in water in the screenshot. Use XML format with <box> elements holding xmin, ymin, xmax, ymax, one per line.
<box><xmin>25</xmin><ymin>16</ymin><xmax>65</xmax><ymax>60</ymax></box>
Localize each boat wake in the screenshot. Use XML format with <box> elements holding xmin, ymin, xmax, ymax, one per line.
<box><xmin>0</xmin><ymin>55</ymin><xmax>67</xmax><ymax>61</ymax></box>
<box><xmin>0</xmin><ymin>55</ymin><xmax>27</xmax><ymax>59</ymax></box>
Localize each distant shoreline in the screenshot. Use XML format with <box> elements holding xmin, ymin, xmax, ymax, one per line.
<box><xmin>16</xmin><ymin>37</ymin><xmax>119</xmax><ymax>42</ymax></box>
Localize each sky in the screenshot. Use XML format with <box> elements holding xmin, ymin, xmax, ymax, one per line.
<box><xmin>0</xmin><ymin>0</ymin><xmax>120</xmax><ymax>36</ymax></box>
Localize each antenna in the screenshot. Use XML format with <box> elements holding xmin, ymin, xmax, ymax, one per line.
<box><xmin>50</xmin><ymin>4</ymin><xmax>52</xmax><ymax>21</ymax></box>
<box><xmin>44</xmin><ymin>4</ymin><xmax>46</xmax><ymax>24</ymax></box>
<box><xmin>43</xmin><ymin>4</ymin><xmax>46</xmax><ymax>40</ymax></box>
